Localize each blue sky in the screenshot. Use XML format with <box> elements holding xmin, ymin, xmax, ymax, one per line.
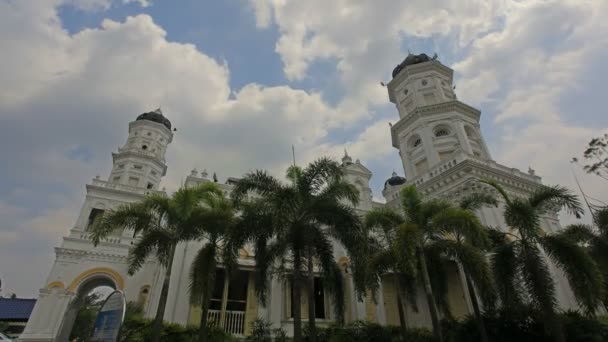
<box><xmin>1</xmin><ymin>0</ymin><xmax>607</xmax><ymax>297</ymax></box>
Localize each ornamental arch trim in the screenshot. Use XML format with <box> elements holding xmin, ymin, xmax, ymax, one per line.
<box><xmin>47</xmin><ymin>281</ymin><xmax>65</xmax><ymax>289</ymax></box>
<box><xmin>67</xmin><ymin>267</ymin><xmax>125</xmax><ymax>292</ymax></box>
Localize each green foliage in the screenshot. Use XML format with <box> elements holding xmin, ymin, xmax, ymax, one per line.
<box><xmin>304</xmin><ymin>321</ymin><xmax>434</xmax><ymax>342</ymax></box>
<box><xmin>444</xmin><ymin>309</ymin><xmax>608</xmax><ymax>342</ymax></box>
<box><xmin>482</xmin><ymin>179</ymin><xmax>602</xmax><ymax>342</ymax></box>
<box><xmin>119</xmin><ymin>316</ymin><xmax>235</xmax><ymax>342</ymax></box>
<box><xmin>232</xmin><ymin>157</ymin><xmax>364</xmax><ymax>340</ymax></box>
<box><xmin>245</xmin><ymin>319</ymin><xmax>288</xmax><ymax>342</ymax></box>
<box><xmin>69</xmin><ymin>292</ymin><xmax>104</xmax><ymax>341</ymax></box>
<box><xmin>572</xmin><ymin>133</ymin><xmax>608</xmax><ymax>181</ymax></box>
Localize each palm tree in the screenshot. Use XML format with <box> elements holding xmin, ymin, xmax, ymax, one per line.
<box><xmin>231</xmin><ymin>158</ymin><xmax>363</xmax><ymax>342</ymax></box>
<box><xmin>187</xmin><ymin>188</ymin><xmax>241</xmax><ymax>342</ymax></box>
<box><xmin>430</xmin><ymin>192</ymin><xmax>498</xmax><ymax>342</ymax></box>
<box><xmin>482</xmin><ymin>180</ymin><xmax>604</xmax><ymax>342</ymax></box>
<box><xmin>90</xmin><ymin>183</ymin><xmax>224</xmax><ymax>342</ymax></box>
<box><xmin>555</xmin><ymin>206</ymin><xmax>608</xmax><ymax>309</ymax></box>
<box><xmin>364</xmin><ymin>208</ymin><xmax>420</xmax><ymax>342</ymax></box>
<box><xmin>365</xmin><ymin>187</ymin><xmax>495</xmax><ymax>342</ymax></box>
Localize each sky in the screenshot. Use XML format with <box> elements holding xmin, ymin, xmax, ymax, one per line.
<box><xmin>0</xmin><ymin>0</ymin><xmax>607</xmax><ymax>298</ymax></box>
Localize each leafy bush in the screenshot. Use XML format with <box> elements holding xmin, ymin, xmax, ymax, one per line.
<box><xmin>304</xmin><ymin>321</ymin><xmax>433</xmax><ymax>342</ymax></box>
<box><xmin>444</xmin><ymin>308</ymin><xmax>608</xmax><ymax>342</ymax></box>
<box><xmin>119</xmin><ymin>316</ymin><xmax>235</xmax><ymax>342</ymax></box>
<box><xmin>245</xmin><ymin>319</ymin><xmax>288</xmax><ymax>342</ymax></box>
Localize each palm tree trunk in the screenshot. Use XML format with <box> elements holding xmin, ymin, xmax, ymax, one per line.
<box><xmin>545</xmin><ymin>307</ymin><xmax>566</xmax><ymax>342</ymax></box>
<box><xmin>417</xmin><ymin>246</ymin><xmax>444</xmax><ymax>342</ymax></box>
<box><xmin>307</xmin><ymin>248</ymin><xmax>317</xmax><ymax>342</ymax></box>
<box><xmin>463</xmin><ymin>270</ymin><xmax>489</xmax><ymax>342</ymax></box>
<box><xmin>394</xmin><ymin>275</ymin><xmax>409</xmax><ymax>342</ymax></box>
<box><xmin>151</xmin><ymin>244</ymin><xmax>176</xmax><ymax>342</ymax></box>
<box><xmin>198</xmin><ymin>289</ymin><xmax>211</xmax><ymax>342</ymax></box>
<box><xmin>293</xmin><ymin>251</ymin><xmax>303</xmax><ymax>342</ymax></box>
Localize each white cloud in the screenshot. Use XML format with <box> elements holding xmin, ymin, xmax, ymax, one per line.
<box><xmin>0</xmin><ymin>1</ymin><xmax>389</xmax><ymax>296</ymax></box>
<box><xmin>124</xmin><ymin>0</ymin><xmax>151</xmax><ymax>7</ymax></box>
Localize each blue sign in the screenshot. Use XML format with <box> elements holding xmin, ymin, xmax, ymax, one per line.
<box><xmin>91</xmin><ymin>290</ymin><xmax>126</xmax><ymax>342</ymax></box>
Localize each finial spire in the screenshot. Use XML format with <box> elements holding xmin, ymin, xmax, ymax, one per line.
<box><xmin>154</xmin><ymin>107</ymin><xmax>162</xmax><ymax>114</ymax></box>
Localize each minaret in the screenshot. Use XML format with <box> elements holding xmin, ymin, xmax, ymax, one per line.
<box><xmin>20</xmin><ymin>110</ymin><xmax>174</xmax><ymax>342</ymax></box>
<box><xmin>387</xmin><ymin>53</ymin><xmax>492</xmax><ymax>179</ymax></box>
<box><xmin>108</xmin><ymin>108</ymin><xmax>173</xmax><ymax>190</ymax></box>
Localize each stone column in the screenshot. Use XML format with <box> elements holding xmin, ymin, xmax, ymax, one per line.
<box><xmin>454</xmin><ymin>120</ymin><xmax>473</xmax><ymax>155</ymax></box>
<box><xmin>419</xmin><ymin>126</ymin><xmax>440</xmax><ymax>167</ymax></box>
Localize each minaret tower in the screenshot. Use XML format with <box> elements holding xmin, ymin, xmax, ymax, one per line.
<box><xmin>21</xmin><ymin>110</ymin><xmax>173</xmax><ymax>342</ymax></box>
<box><xmin>387</xmin><ymin>53</ymin><xmax>492</xmax><ymax>179</ymax></box>
<box><xmin>382</xmin><ymin>54</ymin><xmax>579</xmax><ymax>317</ymax></box>
<box><xmin>108</xmin><ymin>108</ymin><xmax>173</xmax><ymax>190</ymax></box>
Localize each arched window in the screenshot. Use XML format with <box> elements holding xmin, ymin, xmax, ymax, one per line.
<box><xmin>435</xmin><ymin>129</ymin><xmax>449</xmax><ymax>137</ymax></box>
<box><xmin>138</xmin><ymin>285</ymin><xmax>151</xmax><ymax>308</ymax></box>
<box><xmin>410</xmin><ymin>135</ymin><xmax>422</xmax><ymax>148</ymax></box>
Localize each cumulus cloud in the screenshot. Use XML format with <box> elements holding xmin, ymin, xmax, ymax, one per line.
<box><xmin>0</xmin><ymin>0</ymin><xmax>386</xmax><ymax>296</ymax></box>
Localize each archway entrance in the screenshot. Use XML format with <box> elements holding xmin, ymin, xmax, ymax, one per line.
<box><xmin>56</xmin><ymin>272</ymin><xmax>120</xmax><ymax>341</ymax></box>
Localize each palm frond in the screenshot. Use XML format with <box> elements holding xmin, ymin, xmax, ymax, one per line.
<box><xmin>400</xmin><ymin>186</ymin><xmax>423</xmax><ymax>222</ymax></box>
<box><xmin>127</xmin><ymin>229</ymin><xmax>174</xmax><ymax>274</ymax></box>
<box><xmin>528</xmin><ymin>185</ymin><xmax>583</xmax><ymax>218</ymax></box>
<box><xmin>312</xmin><ymin>230</ymin><xmax>345</xmax><ymax>323</ymax></box>
<box><xmin>286</xmin><ymin>165</ymin><xmax>303</xmax><ymax>184</ymax></box>
<box><xmin>394</xmin><ymin>223</ymin><xmax>421</xmax><ymax>281</ymax></box>
<box><xmin>491</xmin><ymin>241</ymin><xmax>524</xmax><ymax>309</ymax></box>
<box><xmin>594</xmin><ymin>207</ymin><xmax>608</xmax><ymax>236</ymax></box>
<box><xmin>90</xmin><ymin>202</ymin><xmax>157</xmax><ymax>245</ymax></box>
<box><xmin>519</xmin><ymin>246</ymin><xmax>558</xmax><ymax>313</ymax></box>
<box><xmin>459</xmin><ymin>192</ymin><xmax>498</xmax><ymax>211</ymax></box>
<box><xmin>479</xmin><ymin>179</ymin><xmax>512</xmax><ymax>205</ymax></box>
<box><xmin>299</xmin><ymin>157</ymin><xmax>343</xmax><ymax>194</ymax></box>
<box><xmin>317</xmin><ymin>180</ymin><xmax>360</xmax><ymax>207</ymax></box>
<box><xmin>432</xmin><ymin>207</ymin><xmax>489</xmax><ymax>248</ymax></box>
<box><xmin>540</xmin><ymin>235</ymin><xmax>604</xmax><ymax>315</ymax></box>
<box><xmin>556</xmin><ymin>224</ymin><xmax>595</xmax><ymax>244</ymax></box>
<box><xmin>365</xmin><ymin>208</ymin><xmax>404</xmax><ymax>236</ymax></box>
<box><xmin>450</xmin><ymin>241</ymin><xmax>496</xmax><ymax>309</ymax></box>
<box><xmin>231</xmin><ymin>170</ymin><xmax>281</xmax><ymax>204</ymax></box>
<box><xmin>503</xmin><ymin>199</ymin><xmax>541</xmax><ymax>238</ymax></box>
<box><xmin>189</xmin><ymin>242</ymin><xmax>218</xmax><ymax>304</ymax></box>
<box><xmin>424</xmin><ymin>243</ymin><xmax>450</xmax><ymax>318</ymax></box>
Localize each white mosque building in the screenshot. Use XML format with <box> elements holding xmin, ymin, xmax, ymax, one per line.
<box><xmin>19</xmin><ymin>55</ymin><xmax>579</xmax><ymax>341</ymax></box>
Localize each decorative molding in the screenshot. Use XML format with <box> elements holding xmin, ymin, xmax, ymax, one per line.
<box><xmin>391</xmin><ymin>101</ymin><xmax>481</xmax><ymax>148</ymax></box>
<box><xmin>67</xmin><ymin>267</ymin><xmax>125</xmax><ymax>291</ymax></box>
<box><xmin>47</xmin><ymin>281</ymin><xmax>65</xmax><ymax>289</ymax></box>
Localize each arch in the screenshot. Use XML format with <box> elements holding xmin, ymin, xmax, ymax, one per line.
<box><xmin>433</xmin><ymin>123</ymin><xmax>452</xmax><ymax>138</ymax></box>
<box><xmin>464</xmin><ymin>125</ymin><xmax>478</xmax><ymax>139</ymax></box>
<box><xmin>57</xmin><ymin>268</ymin><xmax>122</xmax><ymax>341</ymax></box>
<box><xmin>47</xmin><ymin>281</ymin><xmax>65</xmax><ymax>289</ymax></box>
<box><xmin>137</xmin><ymin>285</ymin><xmax>151</xmax><ymax>309</ymax></box>
<box><xmin>67</xmin><ymin>267</ymin><xmax>125</xmax><ymax>292</ymax></box>
<box><xmin>409</xmin><ymin>134</ymin><xmax>422</xmax><ymax>148</ymax></box>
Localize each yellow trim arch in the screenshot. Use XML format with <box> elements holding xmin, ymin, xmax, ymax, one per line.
<box><xmin>67</xmin><ymin>267</ymin><xmax>125</xmax><ymax>292</ymax></box>
<box><xmin>47</xmin><ymin>281</ymin><xmax>65</xmax><ymax>289</ymax></box>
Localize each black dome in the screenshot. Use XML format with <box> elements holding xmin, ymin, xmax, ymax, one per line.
<box><xmin>136</xmin><ymin>109</ymin><xmax>171</xmax><ymax>130</ymax></box>
<box><xmin>392</xmin><ymin>53</ymin><xmax>432</xmax><ymax>78</ymax></box>
<box><xmin>384</xmin><ymin>172</ymin><xmax>406</xmax><ymax>187</ymax></box>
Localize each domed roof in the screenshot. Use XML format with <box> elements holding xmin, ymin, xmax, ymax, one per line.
<box><xmin>391</xmin><ymin>53</ymin><xmax>432</xmax><ymax>78</ymax></box>
<box><xmin>384</xmin><ymin>171</ymin><xmax>406</xmax><ymax>188</ymax></box>
<box><xmin>136</xmin><ymin>108</ymin><xmax>171</xmax><ymax>130</ymax></box>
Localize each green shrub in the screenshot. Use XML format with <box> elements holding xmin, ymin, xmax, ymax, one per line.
<box><xmin>304</xmin><ymin>321</ymin><xmax>433</xmax><ymax>342</ymax></box>
<box><xmin>119</xmin><ymin>316</ymin><xmax>235</xmax><ymax>342</ymax></box>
